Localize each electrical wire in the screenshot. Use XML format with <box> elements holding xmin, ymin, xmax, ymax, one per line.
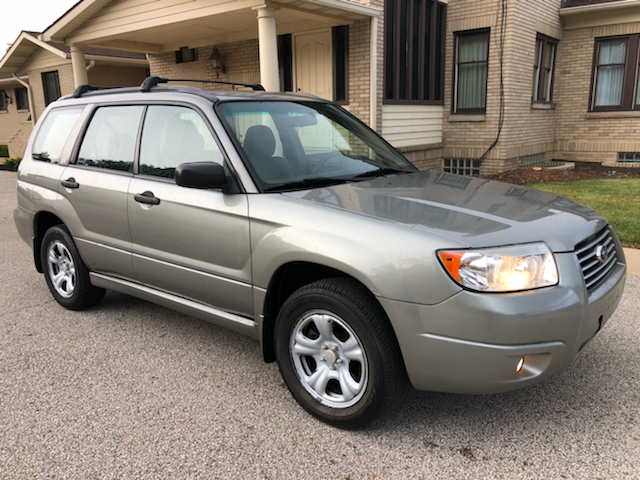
<box><xmin>478</xmin><ymin>0</ymin><xmax>507</xmax><ymax>163</ymax></box>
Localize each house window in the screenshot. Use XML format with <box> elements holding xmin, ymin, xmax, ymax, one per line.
<box><xmin>16</xmin><ymin>87</ymin><xmax>29</xmax><ymax>111</ymax></box>
<box><xmin>42</xmin><ymin>71</ymin><xmax>62</xmax><ymax>106</ymax></box>
<box><xmin>453</xmin><ymin>30</ymin><xmax>490</xmax><ymax>114</ymax></box>
<box><xmin>0</xmin><ymin>90</ymin><xmax>7</xmax><ymax>112</ymax></box>
<box><xmin>175</xmin><ymin>47</ymin><xmax>197</xmax><ymax>63</ymax></box>
<box><xmin>590</xmin><ymin>35</ymin><xmax>640</xmax><ymax>111</ymax></box>
<box><xmin>443</xmin><ymin>158</ymin><xmax>481</xmax><ymax>176</ymax></box>
<box><xmin>384</xmin><ymin>0</ymin><xmax>447</xmax><ymax>103</ymax></box>
<box><xmin>532</xmin><ymin>35</ymin><xmax>557</xmax><ymax>103</ymax></box>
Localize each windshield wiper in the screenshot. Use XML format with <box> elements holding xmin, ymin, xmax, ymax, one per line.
<box><xmin>263</xmin><ymin>177</ymin><xmax>353</xmax><ymax>193</ymax></box>
<box><xmin>351</xmin><ymin>167</ymin><xmax>412</xmax><ymax>179</ymax></box>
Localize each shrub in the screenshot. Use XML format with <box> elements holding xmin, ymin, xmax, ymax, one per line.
<box><xmin>4</xmin><ymin>157</ymin><xmax>22</xmax><ymax>168</ymax></box>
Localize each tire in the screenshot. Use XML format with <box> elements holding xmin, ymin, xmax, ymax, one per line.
<box><xmin>41</xmin><ymin>225</ymin><xmax>105</xmax><ymax>310</ymax></box>
<box><xmin>275</xmin><ymin>277</ymin><xmax>406</xmax><ymax>429</ymax></box>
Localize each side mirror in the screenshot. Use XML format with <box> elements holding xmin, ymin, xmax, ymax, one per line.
<box><xmin>175</xmin><ymin>162</ymin><xmax>228</xmax><ymax>189</ymax></box>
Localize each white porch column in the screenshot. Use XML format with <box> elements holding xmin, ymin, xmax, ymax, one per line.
<box><xmin>254</xmin><ymin>6</ymin><xmax>280</xmax><ymax>92</ymax></box>
<box><xmin>70</xmin><ymin>45</ymin><xmax>89</xmax><ymax>87</ymax></box>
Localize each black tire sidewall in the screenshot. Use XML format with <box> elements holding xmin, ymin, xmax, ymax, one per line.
<box><xmin>275</xmin><ymin>281</ymin><xmax>393</xmax><ymax>428</ymax></box>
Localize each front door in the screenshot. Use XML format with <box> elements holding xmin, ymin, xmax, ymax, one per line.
<box><xmin>127</xmin><ymin>105</ymin><xmax>253</xmax><ymax>317</ymax></box>
<box><xmin>294</xmin><ymin>30</ymin><xmax>333</xmax><ymax>100</ymax></box>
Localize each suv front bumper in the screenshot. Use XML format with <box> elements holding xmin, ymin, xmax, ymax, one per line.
<box><xmin>379</xmin><ymin>253</ymin><xmax>626</xmax><ymax>394</ymax></box>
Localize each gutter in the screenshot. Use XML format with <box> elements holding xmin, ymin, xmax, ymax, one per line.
<box><xmin>62</xmin><ymin>52</ymin><xmax>148</xmax><ymax>67</ymax></box>
<box><xmin>559</xmin><ymin>0</ymin><xmax>640</xmax><ymax>16</ymax></box>
<box><xmin>11</xmin><ymin>74</ymin><xmax>36</xmax><ymax>126</ymax></box>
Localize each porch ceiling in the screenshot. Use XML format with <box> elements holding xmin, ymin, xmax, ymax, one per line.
<box><xmin>44</xmin><ymin>0</ymin><xmax>381</xmax><ymax>54</ymax></box>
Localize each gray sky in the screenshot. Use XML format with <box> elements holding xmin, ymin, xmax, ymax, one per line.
<box><xmin>1</xmin><ymin>0</ymin><xmax>79</xmax><ymax>55</ymax></box>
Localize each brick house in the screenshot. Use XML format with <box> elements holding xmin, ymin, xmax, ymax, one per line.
<box><xmin>11</xmin><ymin>0</ymin><xmax>640</xmax><ymax>173</ymax></box>
<box><xmin>0</xmin><ymin>31</ymin><xmax>149</xmax><ymax>158</ymax></box>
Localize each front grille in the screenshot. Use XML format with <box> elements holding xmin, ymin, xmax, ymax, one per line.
<box><xmin>575</xmin><ymin>226</ymin><xmax>618</xmax><ymax>293</ymax></box>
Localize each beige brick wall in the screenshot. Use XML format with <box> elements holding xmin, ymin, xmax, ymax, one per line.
<box><xmin>400</xmin><ymin>144</ymin><xmax>444</xmax><ymax>170</ymax></box>
<box><xmin>555</xmin><ymin>22</ymin><xmax>640</xmax><ymax>163</ymax></box>
<box><xmin>6</xmin><ymin>123</ymin><xmax>33</xmax><ymax>159</ymax></box>
<box><xmin>147</xmin><ymin>32</ymin><xmax>378</xmax><ymax>126</ymax></box>
<box><xmin>0</xmin><ymin>85</ymin><xmax>31</xmax><ymax>145</ymax></box>
<box><xmin>87</xmin><ymin>65</ymin><xmax>148</xmax><ymax>88</ymax></box>
<box><xmin>149</xmin><ymin>41</ymin><xmax>261</xmax><ymax>89</ymax></box>
<box><xmin>27</xmin><ymin>63</ymin><xmax>75</xmax><ymax>121</ymax></box>
<box><xmin>25</xmin><ymin>63</ymin><xmax>148</xmax><ymax>122</ymax></box>
<box><xmin>349</xmin><ymin>19</ymin><xmax>373</xmax><ymax>126</ymax></box>
<box><xmin>443</xmin><ymin>0</ymin><xmax>561</xmax><ymax>175</ymax></box>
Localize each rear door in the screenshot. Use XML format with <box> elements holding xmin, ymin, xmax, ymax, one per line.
<box><xmin>127</xmin><ymin>104</ymin><xmax>252</xmax><ymax>316</ymax></box>
<box><xmin>56</xmin><ymin>105</ymin><xmax>144</xmax><ymax>280</ymax></box>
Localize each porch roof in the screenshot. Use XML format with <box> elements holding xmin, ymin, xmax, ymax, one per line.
<box><xmin>42</xmin><ymin>0</ymin><xmax>381</xmax><ymax>54</ymax></box>
<box><xmin>560</xmin><ymin>0</ymin><xmax>640</xmax><ymax>29</ymax></box>
<box><xmin>0</xmin><ymin>31</ymin><xmax>148</xmax><ymax>74</ymax></box>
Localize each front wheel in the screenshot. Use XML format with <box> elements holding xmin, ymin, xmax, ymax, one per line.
<box><xmin>275</xmin><ymin>278</ymin><xmax>406</xmax><ymax>429</ymax></box>
<box><xmin>41</xmin><ymin>225</ymin><xmax>105</xmax><ymax>310</ymax></box>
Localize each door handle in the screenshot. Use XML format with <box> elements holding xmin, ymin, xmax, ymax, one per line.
<box><xmin>61</xmin><ymin>177</ymin><xmax>79</xmax><ymax>189</ymax></box>
<box><xmin>134</xmin><ymin>191</ymin><xmax>161</xmax><ymax>205</ymax></box>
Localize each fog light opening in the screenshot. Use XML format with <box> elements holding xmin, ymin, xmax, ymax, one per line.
<box><xmin>516</xmin><ymin>357</ymin><xmax>525</xmax><ymax>373</ymax></box>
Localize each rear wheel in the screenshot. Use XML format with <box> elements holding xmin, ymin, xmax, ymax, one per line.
<box><xmin>275</xmin><ymin>277</ymin><xmax>406</xmax><ymax>429</ymax></box>
<box><xmin>41</xmin><ymin>225</ymin><xmax>105</xmax><ymax>310</ymax></box>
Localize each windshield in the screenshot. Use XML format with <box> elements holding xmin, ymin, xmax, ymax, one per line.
<box><xmin>217</xmin><ymin>101</ymin><xmax>416</xmax><ymax>192</ymax></box>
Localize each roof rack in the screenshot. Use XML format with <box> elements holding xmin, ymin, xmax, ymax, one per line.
<box><xmin>139</xmin><ymin>76</ymin><xmax>266</xmax><ymax>92</ymax></box>
<box><xmin>72</xmin><ymin>84</ymin><xmax>122</xmax><ymax>98</ymax></box>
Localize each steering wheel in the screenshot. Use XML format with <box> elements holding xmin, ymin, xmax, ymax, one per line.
<box><xmin>310</xmin><ymin>151</ymin><xmax>344</xmax><ymax>174</ymax></box>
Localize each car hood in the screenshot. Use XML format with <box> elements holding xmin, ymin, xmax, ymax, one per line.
<box><xmin>283</xmin><ymin>170</ymin><xmax>607</xmax><ymax>252</ymax></box>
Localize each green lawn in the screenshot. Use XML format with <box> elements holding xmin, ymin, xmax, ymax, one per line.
<box><xmin>527</xmin><ymin>179</ymin><xmax>640</xmax><ymax>248</ymax></box>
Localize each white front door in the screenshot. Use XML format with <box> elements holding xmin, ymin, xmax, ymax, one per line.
<box><xmin>294</xmin><ymin>30</ymin><xmax>333</xmax><ymax>100</ymax></box>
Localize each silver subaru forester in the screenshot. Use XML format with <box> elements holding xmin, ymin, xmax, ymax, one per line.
<box><xmin>14</xmin><ymin>77</ymin><xmax>626</xmax><ymax>428</ymax></box>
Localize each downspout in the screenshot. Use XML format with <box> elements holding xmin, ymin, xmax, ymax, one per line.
<box><xmin>86</xmin><ymin>60</ymin><xmax>96</xmax><ymax>73</ymax></box>
<box><xmin>12</xmin><ymin>74</ymin><xmax>36</xmax><ymax>126</ymax></box>
<box><xmin>369</xmin><ymin>15</ymin><xmax>378</xmax><ymax>132</ymax></box>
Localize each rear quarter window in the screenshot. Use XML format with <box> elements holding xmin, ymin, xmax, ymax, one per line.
<box><xmin>32</xmin><ymin>107</ymin><xmax>84</xmax><ymax>163</ymax></box>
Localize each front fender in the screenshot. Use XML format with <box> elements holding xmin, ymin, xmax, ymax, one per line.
<box><xmin>250</xmin><ymin>221</ymin><xmax>462</xmax><ymax>306</ymax></box>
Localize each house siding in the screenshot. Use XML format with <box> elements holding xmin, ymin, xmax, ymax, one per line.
<box><xmin>382</xmin><ymin>104</ymin><xmax>444</xmax><ymax>146</ymax></box>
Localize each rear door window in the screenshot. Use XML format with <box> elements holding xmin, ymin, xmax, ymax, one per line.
<box><xmin>77</xmin><ymin>106</ymin><xmax>144</xmax><ymax>172</ymax></box>
<box><xmin>32</xmin><ymin>107</ymin><xmax>84</xmax><ymax>163</ymax></box>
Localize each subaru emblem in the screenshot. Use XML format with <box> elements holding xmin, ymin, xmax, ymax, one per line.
<box><xmin>595</xmin><ymin>244</ymin><xmax>609</xmax><ymax>263</ymax></box>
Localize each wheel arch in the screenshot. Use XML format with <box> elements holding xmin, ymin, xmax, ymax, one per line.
<box><xmin>33</xmin><ymin>211</ymin><xmax>66</xmax><ymax>273</ymax></box>
<box><xmin>260</xmin><ymin>261</ymin><xmax>397</xmax><ymax>364</ymax></box>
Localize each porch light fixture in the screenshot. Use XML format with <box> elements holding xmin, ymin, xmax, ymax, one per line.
<box><xmin>3</xmin><ymin>92</ymin><xmax>12</xmax><ymax>104</ymax></box>
<box><xmin>209</xmin><ymin>47</ymin><xmax>226</xmax><ymax>77</ymax></box>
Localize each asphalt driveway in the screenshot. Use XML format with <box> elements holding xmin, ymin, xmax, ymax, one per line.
<box><xmin>1</xmin><ymin>170</ymin><xmax>639</xmax><ymax>479</ymax></box>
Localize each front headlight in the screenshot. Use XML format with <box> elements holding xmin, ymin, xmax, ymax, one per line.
<box><xmin>438</xmin><ymin>243</ymin><xmax>558</xmax><ymax>293</ymax></box>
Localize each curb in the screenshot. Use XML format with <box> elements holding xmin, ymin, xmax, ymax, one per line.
<box><xmin>623</xmin><ymin>248</ymin><xmax>640</xmax><ymax>277</ymax></box>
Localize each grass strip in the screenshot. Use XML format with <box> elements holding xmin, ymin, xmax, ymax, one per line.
<box><xmin>527</xmin><ymin>179</ymin><xmax>640</xmax><ymax>248</ymax></box>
